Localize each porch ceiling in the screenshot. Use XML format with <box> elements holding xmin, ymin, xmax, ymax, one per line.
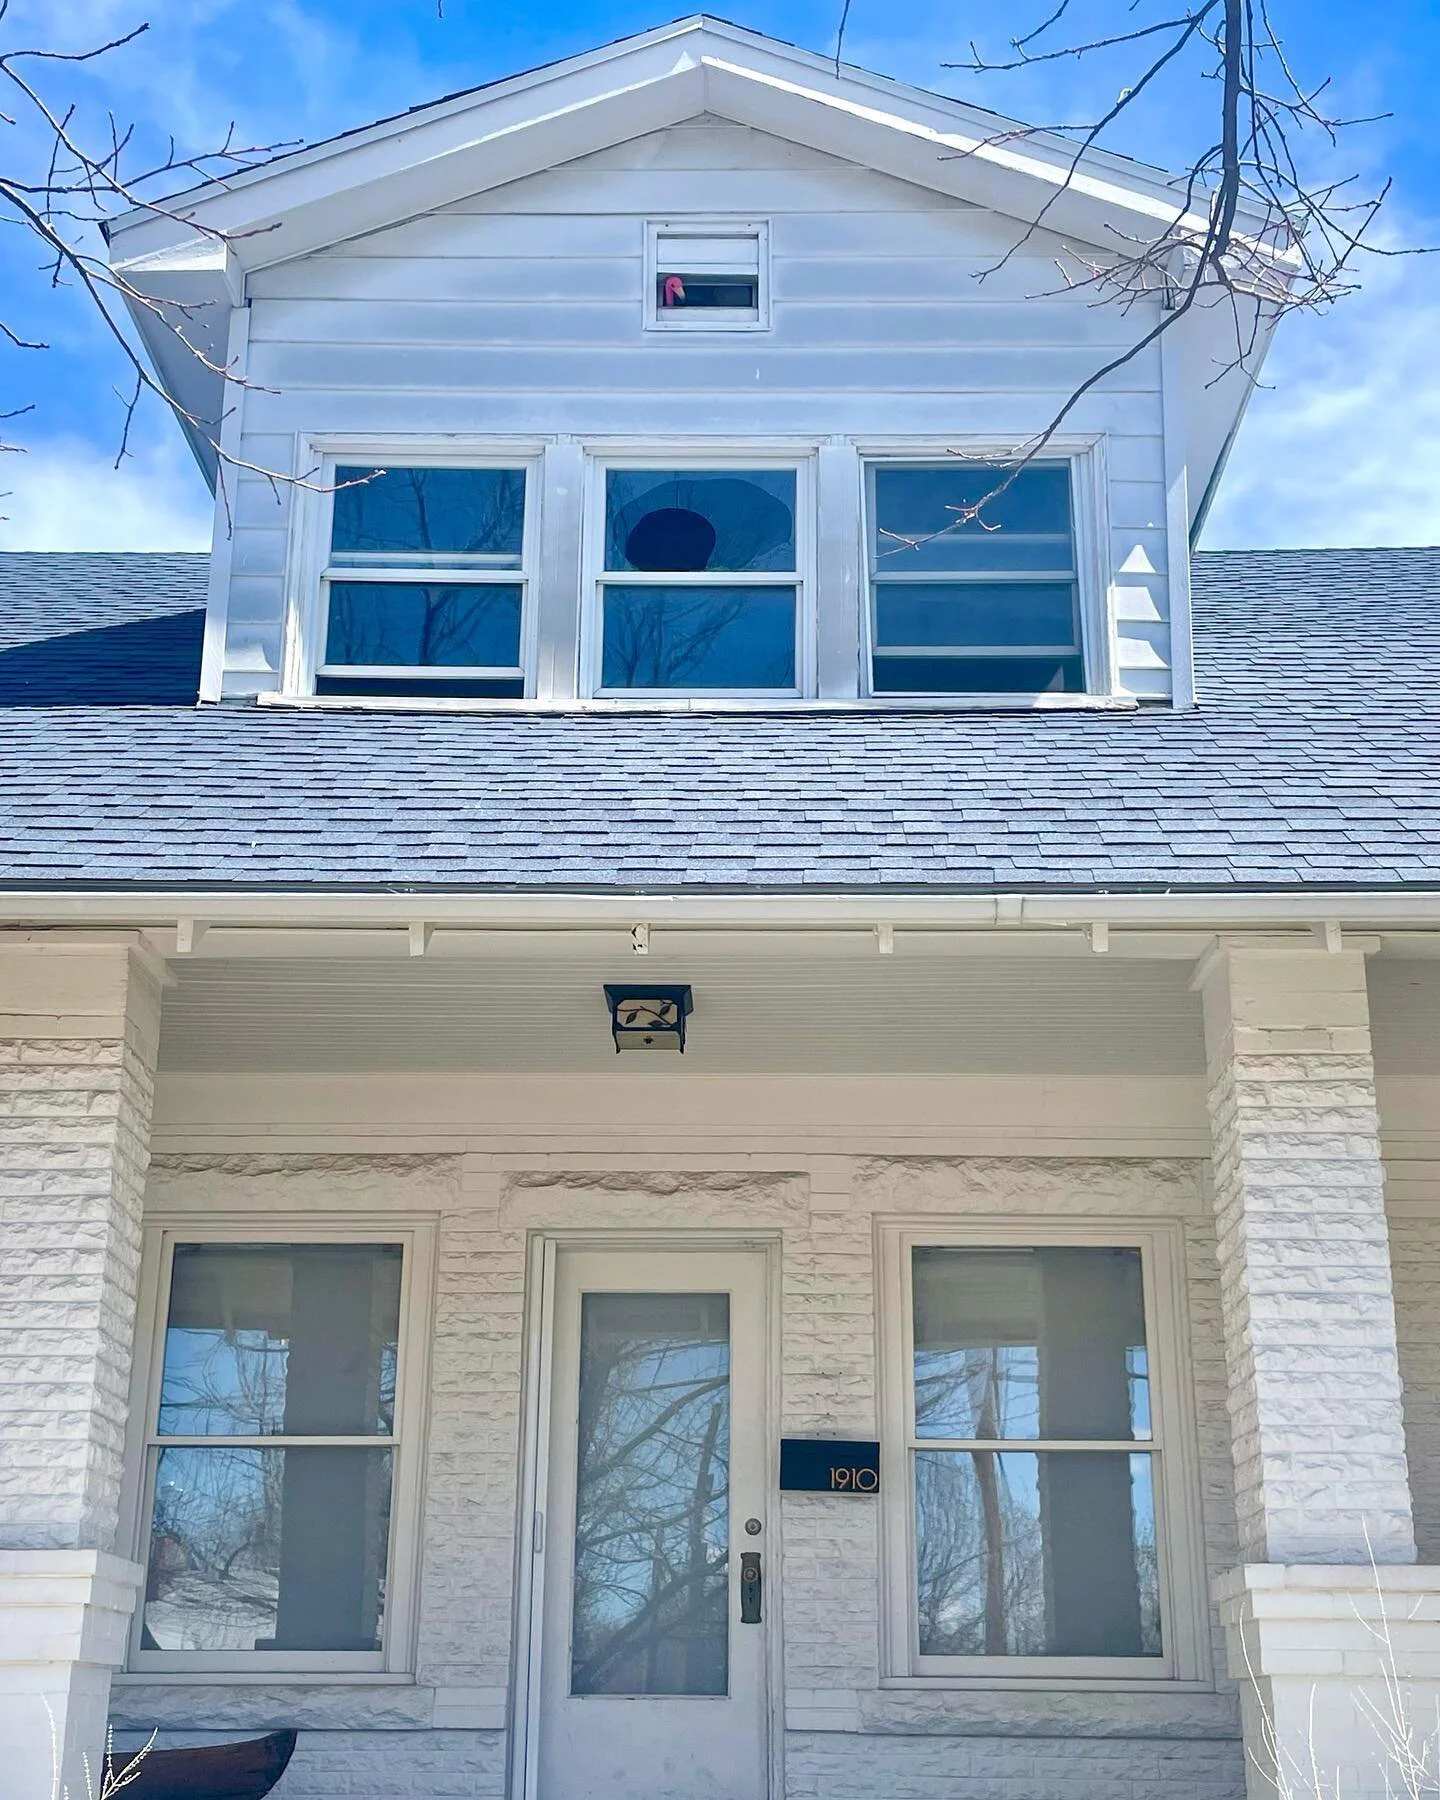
<box><xmin>157</xmin><ymin>946</ymin><xmax>1208</xmax><ymax>1075</ymax></box>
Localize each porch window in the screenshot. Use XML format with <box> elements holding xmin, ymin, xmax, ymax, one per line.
<box><xmin>592</xmin><ymin>465</ymin><xmax>805</xmax><ymax>695</ymax></box>
<box><xmin>882</xmin><ymin>1227</ymin><xmax>1205</xmax><ymax>1681</ymax></box>
<box><xmin>317</xmin><ymin>461</ymin><xmax>534</xmax><ymax>696</ymax></box>
<box><xmin>865</xmin><ymin>462</ymin><xmax>1085</xmax><ymax>694</ymax></box>
<box><xmin>131</xmin><ymin>1236</ymin><xmax>424</xmax><ymax>1673</ymax></box>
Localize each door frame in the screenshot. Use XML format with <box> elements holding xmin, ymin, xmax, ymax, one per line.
<box><xmin>508</xmin><ymin>1230</ymin><xmax>784</xmax><ymax>1800</ymax></box>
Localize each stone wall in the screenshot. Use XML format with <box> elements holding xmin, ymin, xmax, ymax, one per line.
<box><xmin>113</xmin><ymin>1144</ymin><xmax>1247</xmax><ymax>1799</ymax></box>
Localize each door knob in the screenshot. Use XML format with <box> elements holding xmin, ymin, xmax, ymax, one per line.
<box><xmin>739</xmin><ymin>1551</ymin><xmax>762</xmax><ymax>1624</ymax></box>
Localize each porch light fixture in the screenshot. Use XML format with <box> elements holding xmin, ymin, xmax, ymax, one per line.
<box><xmin>603</xmin><ymin>983</ymin><xmax>693</xmax><ymax>1053</ymax></box>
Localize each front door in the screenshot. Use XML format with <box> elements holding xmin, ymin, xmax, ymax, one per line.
<box><xmin>535</xmin><ymin>1248</ymin><xmax>771</xmax><ymax>1800</ymax></box>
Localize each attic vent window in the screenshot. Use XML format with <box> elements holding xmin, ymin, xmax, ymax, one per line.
<box><xmin>646</xmin><ymin>221</ymin><xmax>769</xmax><ymax>331</ymax></box>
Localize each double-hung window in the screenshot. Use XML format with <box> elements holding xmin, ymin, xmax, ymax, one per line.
<box><xmin>866</xmin><ymin>461</ymin><xmax>1085</xmax><ymax>695</ymax></box>
<box><xmin>882</xmin><ymin>1226</ymin><xmax>1203</xmax><ymax>1681</ymax></box>
<box><xmin>130</xmin><ymin>1233</ymin><xmax>426</xmax><ymax>1673</ymax></box>
<box><xmin>318</xmin><ymin>461</ymin><xmax>535</xmax><ymax>697</ymax></box>
<box><xmin>592</xmin><ymin>463</ymin><xmax>806</xmax><ymax>696</ymax></box>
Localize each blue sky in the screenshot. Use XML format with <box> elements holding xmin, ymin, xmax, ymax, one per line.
<box><xmin>2</xmin><ymin>0</ymin><xmax>1436</xmax><ymax>550</ymax></box>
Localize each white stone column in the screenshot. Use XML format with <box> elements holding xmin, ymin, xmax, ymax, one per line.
<box><xmin>1199</xmin><ymin>940</ymin><xmax>1434</xmax><ymax>1799</ymax></box>
<box><xmin>0</xmin><ymin>939</ymin><xmax>162</xmax><ymax>1799</ymax></box>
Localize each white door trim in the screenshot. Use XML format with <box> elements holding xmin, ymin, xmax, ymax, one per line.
<box><xmin>508</xmin><ymin>1231</ymin><xmax>783</xmax><ymax>1800</ymax></box>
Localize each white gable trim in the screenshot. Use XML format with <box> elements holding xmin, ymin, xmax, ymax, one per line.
<box><xmin>109</xmin><ymin>18</ymin><xmax>1266</xmax><ymax>277</ymax></box>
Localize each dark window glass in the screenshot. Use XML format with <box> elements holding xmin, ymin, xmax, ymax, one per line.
<box><xmin>324</xmin><ymin>582</ymin><xmax>522</xmax><ymax>669</ymax></box>
<box><xmin>605</xmin><ymin>471</ymin><xmax>796</xmax><ymax>574</ymax></box>
<box><xmin>601</xmin><ymin>585</ymin><xmax>796</xmax><ymax>690</ymax></box>
<box><xmin>869</xmin><ymin>463</ymin><xmax>1082</xmax><ymax>695</ymax></box>
<box><xmin>657</xmin><ymin>273</ymin><xmax>760</xmax><ymax>310</ymax></box>
<box><xmin>874</xmin><ymin>465</ymin><xmax>1072</xmax><ymax>566</ymax></box>
<box><xmin>331</xmin><ymin>467</ymin><xmax>525</xmax><ymax>566</ymax></box>
<box><xmin>872</xmin><ymin>655</ymin><xmax>1083</xmax><ymax>694</ymax></box>
<box><xmin>874</xmin><ymin>583</ymin><xmax>1077</xmax><ymax>650</ymax></box>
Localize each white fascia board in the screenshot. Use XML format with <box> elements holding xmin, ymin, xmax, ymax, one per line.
<box><xmin>106</xmin><ymin>17</ymin><xmax>1275</xmax><ymax>278</ymax></box>
<box><xmin>105</xmin><ymin>43</ymin><xmax>710</xmax><ymax>271</ymax></box>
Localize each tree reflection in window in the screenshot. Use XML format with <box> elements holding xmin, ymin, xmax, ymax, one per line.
<box><xmin>599</xmin><ymin>469</ymin><xmax>798</xmax><ymax>692</ymax></box>
<box><xmin>141</xmin><ymin>1244</ymin><xmax>401</xmax><ymax>1656</ymax></box>
<box><xmin>570</xmin><ymin>1293</ymin><xmax>731</xmax><ymax>1695</ymax></box>
<box><xmin>910</xmin><ymin>1247</ymin><xmax>1161</xmax><ymax>1659</ymax></box>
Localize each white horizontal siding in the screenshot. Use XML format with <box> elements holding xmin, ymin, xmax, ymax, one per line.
<box><xmin>225</xmin><ymin>118</ymin><xmax>1172</xmax><ymax>701</ymax></box>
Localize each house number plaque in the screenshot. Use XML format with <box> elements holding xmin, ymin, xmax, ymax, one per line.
<box><xmin>779</xmin><ymin>1438</ymin><xmax>880</xmax><ymax>1494</ymax></box>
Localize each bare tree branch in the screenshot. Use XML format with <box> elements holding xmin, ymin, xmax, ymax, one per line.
<box><xmin>853</xmin><ymin>0</ymin><xmax>1431</xmax><ymax>559</ymax></box>
<box><xmin>0</xmin><ymin>2</ymin><xmax>363</xmax><ymax>504</ymax></box>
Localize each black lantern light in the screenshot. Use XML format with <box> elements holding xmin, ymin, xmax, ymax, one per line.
<box><xmin>603</xmin><ymin>983</ymin><xmax>694</xmax><ymax>1054</ymax></box>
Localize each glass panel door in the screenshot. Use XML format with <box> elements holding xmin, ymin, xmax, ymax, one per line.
<box><xmin>536</xmin><ymin>1250</ymin><xmax>770</xmax><ymax>1800</ymax></box>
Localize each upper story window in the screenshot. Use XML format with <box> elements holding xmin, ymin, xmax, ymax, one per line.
<box><xmin>645</xmin><ymin>222</ymin><xmax>769</xmax><ymax>331</ymax></box>
<box><xmin>590</xmin><ymin>464</ymin><xmax>805</xmax><ymax>696</ymax></box>
<box><xmin>282</xmin><ymin>437</ymin><xmax>1116</xmax><ymax>708</ymax></box>
<box><xmin>318</xmin><ymin>462</ymin><xmax>535</xmax><ymax>697</ymax></box>
<box><xmin>866</xmin><ymin>462</ymin><xmax>1083</xmax><ymax>695</ymax></box>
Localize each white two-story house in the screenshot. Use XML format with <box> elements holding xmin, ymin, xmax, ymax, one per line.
<box><xmin>4</xmin><ymin>18</ymin><xmax>1440</xmax><ymax>1800</ymax></box>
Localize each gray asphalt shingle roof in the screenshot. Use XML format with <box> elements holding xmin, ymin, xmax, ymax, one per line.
<box><xmin>1</xmin><ymin>546</ymin><xmax>1437</xmax><ymax>893</ymax></box>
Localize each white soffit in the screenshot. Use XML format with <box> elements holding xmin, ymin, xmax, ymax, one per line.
<box><xmin>157</xmin><ymin>951</ymin><xmax>1206</xmax><ymax>1076</ymax></box>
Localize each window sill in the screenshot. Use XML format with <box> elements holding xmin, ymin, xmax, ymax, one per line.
<box><xmin>251</xmin><ymin>692</ymin><xmax>1141</xmax><ymax>717</ymax></box>
<box><xmin>877</xmin><ymin>1675</ymin><xmax>1215</xmax><ymax>1693</ymax></box>
<box><xmin>114</xmin><ymin>1670</ymin><xmax>417</xmax><ymax>1686</ymax></box>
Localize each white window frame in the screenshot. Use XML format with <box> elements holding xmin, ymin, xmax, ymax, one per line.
<box><xmin>579</xmin><ymin>446</ymin><xmax>816</xmax><ymax>700</ymax></box>
<box><xmin>877</xmin><ymin>1218</ymin><xmax>1209</xmax><ymax>1689</ymax></box>
<box><xmin>119</xmin><ymin>1215</ymin><xmax>434</xmax><ymax>1679</ymax></box>
<box><xmin>282</xmin><ymin>438</ymin><xmax>545</xmax><ymax>698</ymax></box>
<box><xmin>857</xmin><ymin>438</ymin><xmax>1114</xmax><ymax>701</ymax></box>
<box><xmin>643</xmin><ymin>219</ymin><xmax>771</xmax><ymax>333</ymax></box>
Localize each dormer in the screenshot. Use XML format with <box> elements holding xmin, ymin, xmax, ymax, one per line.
<box><xmin>107</xmin><ymin>17</ymin><xmax>1287</xmax><ymax>713</ymax></box>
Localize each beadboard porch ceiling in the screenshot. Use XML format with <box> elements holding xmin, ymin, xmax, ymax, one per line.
<box><xmin>158</xmin><ymin>941</ymin><xmax>1209</xmax><ymax>1075</ymax></box>
<box><xmin>153</xmin><ymin>935</ymin><xmax>1440</xmax><ymax>1077</ymax></box>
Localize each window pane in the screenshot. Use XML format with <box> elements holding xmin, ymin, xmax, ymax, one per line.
<box><xmin>158</xmin><ymin>1244</ymin><xmax>401</xmax><ymax>1438</ymax></box>
<box><xmin>605</xmin><ymin>471</ymin><xmax>796</xmax><ymax>572</ymax></box>
<box><xmin>873</xmin><ymin>464</ymin><xmax>1072</xmax><ymax>573</ymax></box>
<box><xmin>331</xmin><ymin>466</ymin><xmax>525</xmax><ymax>566</ymax></box>
<box><xmin>601</xmin><ymin>585</ymin><xmax>796</xmax><ymax>689</ymax></box>
<box><xmin>874</xmin><ymin>583</ymin><xmax>1078</xmax><ymax>650</ymax></box>
<box><xmin>874</xmin><ymin>536</ymin><xmax>1075</xmax><ymax>575</ymax></box>
<box><xmin>571</xmin><ymin>1293</ymin><xmax>730</xmax><ymax>1696</ymax></box>
<box><xmin>657</xmin><ymin>274</ymin><xmax>760</xmax><ymax>311</ymax></box>
<box><xmin>915</xmin><ymin>1450</ymin><xmax>1160</xmax><ymax>1658</ymax></box>
<box><xmin>325</xmin><ymin>582</ymin><xmax>522</xmax><ymax>669</ymax></box>
<box><xmin>143</xmin><ymin>1446</ymin><xmax>392</xmax><ymax>1653</ymax></box>
<box><xmin>912</xmin><ymin>1247</ymin><xmax>1149</xmax><ymax>1441</ymax></box>
<box><xmin>872</xmin><ymin>654</ymin><xmax>1084</xmax><ymax>695</ymax></box>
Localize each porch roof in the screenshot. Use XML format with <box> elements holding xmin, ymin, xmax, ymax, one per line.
<box><xmin>1</xmin><ymin>546</ymin><xmax>1438</xmax><ymax>895</ymax></box>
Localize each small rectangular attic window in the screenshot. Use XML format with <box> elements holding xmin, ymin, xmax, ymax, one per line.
<box><xmin>647</xmin><ymin>222</ymin><xmax>768</xmax><ymax>330</ymax></box>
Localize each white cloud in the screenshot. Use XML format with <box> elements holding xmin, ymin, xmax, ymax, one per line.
<box><xmin>1202</xmin><ymin>259</ymin><xmax>1440</xmax><ymax>548</ymax></box>
<box><xmin>0</xmin><ymin>434</ymin><xmax>212</xmax><ymax>550</ymax></box>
